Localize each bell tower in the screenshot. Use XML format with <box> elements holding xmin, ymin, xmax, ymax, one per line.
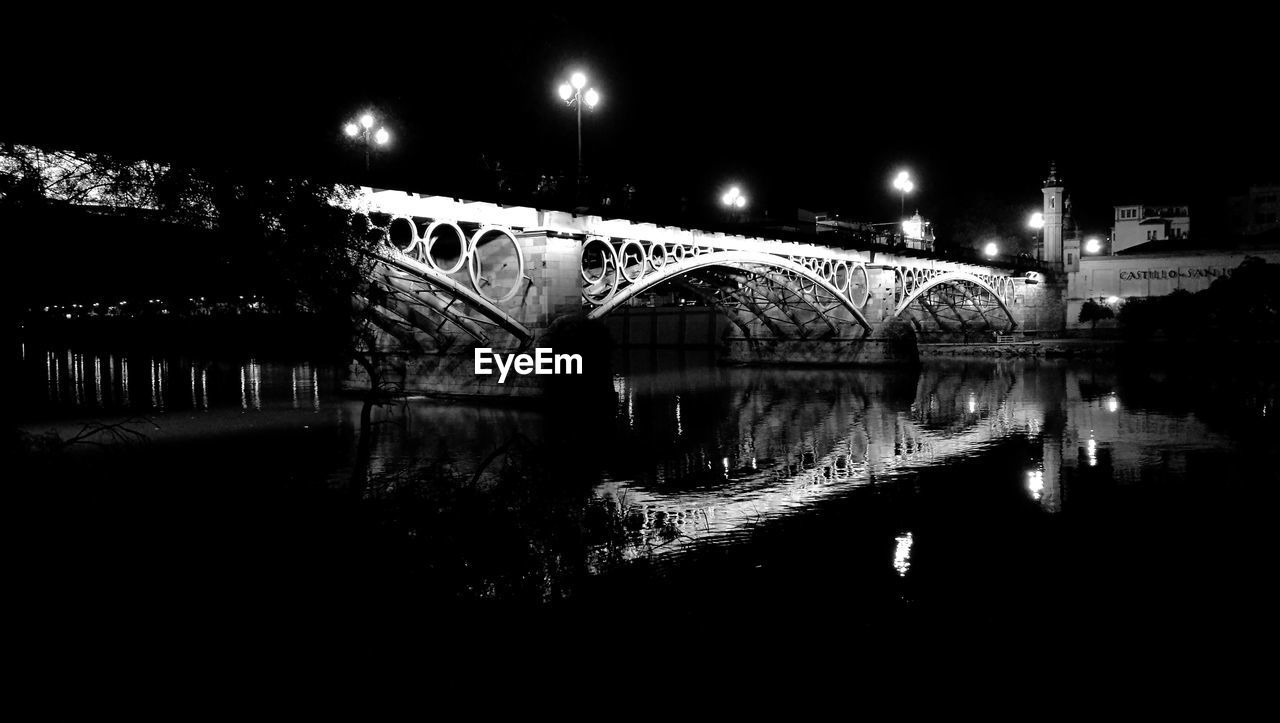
<box><xmin>1042</xmin><ymin>161</ymin><xmax>1065</xmax><ymax>266</ymax></box>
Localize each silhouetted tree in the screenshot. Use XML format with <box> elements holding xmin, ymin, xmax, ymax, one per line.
<box><xmin>1078</xmin><ymin>299</ymin><xmax>1114</xmax><ymax>330</ymax></box>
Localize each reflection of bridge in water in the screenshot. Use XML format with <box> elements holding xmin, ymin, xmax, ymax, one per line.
<box><xmin>596</xmin><ymin>360</ymin><xmax>1051</xmax><ymax>558</ymax></box>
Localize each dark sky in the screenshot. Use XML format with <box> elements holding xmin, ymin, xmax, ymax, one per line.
<box><xmin>5</xmin><ymin>8</ymin><xmax>1276</xmax><ymax>242</ymax></box>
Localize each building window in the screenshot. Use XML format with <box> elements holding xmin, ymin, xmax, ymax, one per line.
<box><xmin>1050</xmin><ymin>197</ymin><xmax>1055</xmax><ymax>209</ymax></box>
<box><xmin>1067</xmin><ymin>253</ymin><xmax>1073</xmax><ymax>265</ymax></box>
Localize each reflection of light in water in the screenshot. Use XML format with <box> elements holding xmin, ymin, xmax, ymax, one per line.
<box><xmin>240</xmin><ymin>360</ymin><xmax>262</xmax><ymax>410</ymax></box>
<box><xmin>46</xmin><ymin>351</ymin><xmax>58</xmax><ymax>402</ymax></box>
<box><xmin>1087</xmin><ymin>435</ymin><xmax>1097</xmax><ymax>467</ymax></box>
<box><xmin>150</xmin><ymin>358</ymin><xmax>167</xmax><ymax>410</ymax></box>
<box><xmin>1027</xmin><ymin>469</ymin><xmax>1044</xmax><ymax>500</ymax></box>
<box><xmin>1106</xmin><ymin>395</ymin><xmax>1119</xmax><ymax>413</ymax></box>
<box><xmin>119</xmin><ymin>356</ymin><xmax>130</xmax><ymax>406</ymax></box>
<box><xmin>93</xmin><ymin>356</ymin><xmax>103</xmax><ymax>406</ymax></box>
<box><xmin>675</xmin><ymin>395</ymin><xmax>683</xmax><ymax>437</ymax></box>
<box><xmin>290</xmin><ymin>363</ymin><xmax>319</xmax><ymax>411</ymax></box>
<box><xmin>722</xmin><ymin>456</ymin><xmax>729</xmax><ymax>477</ymax></box>
<box><xmin>968</xmin><ymin>393</ymin><xmax>976</xmax><ymax>414</ymax></box>
<box><xmin>893</xmin><ymin>532</ymin><xmax>913</xmax><ymax>576</ymax></box>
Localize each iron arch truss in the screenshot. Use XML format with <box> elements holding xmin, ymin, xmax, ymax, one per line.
<box><xmin>582</xmin><ymin>243</ymin><xmax>873</xmax><ymax>339</ymax></box>
<box><xmin>893</xmin><ymin>270</ymin><xmax>1018</xmax><ymax>333</ymax></box>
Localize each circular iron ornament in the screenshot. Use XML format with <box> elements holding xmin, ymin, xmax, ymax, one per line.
<box><xmin>467</xmin><ymin>225</ymin><xmax>526</xmax><ymax>304</ymax></box>
<box><xmin>672</xmin><ymin>244</ymin><xmax>689</xmax><ymax>263</ymax></box>
<box><xmin>580</xmin><ymin>236</ymin><xmax>614</xmax><ymax>284</ymax></box>
<box><xmin>580</xmin><ymin>236</ymin><xmax>620</xmax><ymax>305</ymax></box>
<box><xmin>831</xmin><ymin>261</ymin><xmax>850</xmax><ymax>294</ymax></box>
<box><xmin>648</xmin><ymin>242</ymin><xmax>669</xmax><ymax>270</ymax></box>
<box><xmin>820</xmin><ymin>260</ymin><xmax>835</xmax><ymax>284</ymax></box>
<box><xmin>618</xmin><ymin>239</ymin><xmax>647</xmax><ymax>283</ymax></box>
<box><xmin>894</xmin><ymin>267</ymin><xmax>908</xmax><ymax>305</ymax></box>
<box><xmin>422</xmin><ymin>220</ymin><xmax>471</xmax><ymax>274</ymax></box>
<box><xmin>848</xmin><ymin>263</ymin><xmax>871</xmax><ymax>308</ymax></box>
<box><xmin>387</xmin><ymin>215</ymin><xmax>420</xmax><ymax>254</ymax></box>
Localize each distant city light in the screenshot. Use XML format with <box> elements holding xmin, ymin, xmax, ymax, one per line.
<box><xmin>1106</xmin><ymin>395</ymin><xmax>1119</xmax><ymax>413</ymax></box>
<box><xmin>983</xmin><ymin>241</ymin><xmax>999</xmax><ymax>257</ymax></box>
<box><xmin>1029</xmin><ymin>212</ymin><xmax>1045</xmax><ymax>229</ymax></box>
<box><xmin>1106</xmin><ymin>295</ymin><xmax>1121</xmax><ymax>305</ymax></box>
<box><xmin>903</xmin><ymin>217</ymin><xmax>924</xmax><ymax>240</ymax></box>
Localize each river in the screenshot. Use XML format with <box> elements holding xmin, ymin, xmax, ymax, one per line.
<box><xmin>14</xmin><ymin>343</ymin><xmax>1280</xmax><ymax>642</ymax></box>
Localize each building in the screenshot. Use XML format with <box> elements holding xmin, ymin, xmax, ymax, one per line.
<box><xmin>1109</xmin><ymin>204</ymin><xmax>1191</xmax><ymax>253</ymax></box>
<box><xmin>1226</xmin><ymin>185</ymin><xmax>1280</xmax><ymax>236</ymax></box>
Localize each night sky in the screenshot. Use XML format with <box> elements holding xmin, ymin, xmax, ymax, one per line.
<box><xmin>5</xmin><ymin>8</ymin><xmax>1276</xmax><ymax>243</ymax></box>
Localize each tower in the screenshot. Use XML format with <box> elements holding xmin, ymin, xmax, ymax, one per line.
<box><xmin>1042</xmin><ymin>161</ymin><xmax>1065</xmax><ymax>266</ymax></box>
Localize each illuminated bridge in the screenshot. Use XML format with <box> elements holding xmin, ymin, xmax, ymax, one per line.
<box><xmin>352</xmin><ymin>188</ymin><xmax>1061</xmax><ymax>396</ymax></box>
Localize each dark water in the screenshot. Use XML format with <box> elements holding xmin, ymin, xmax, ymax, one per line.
<box><xmin>13</xmin><ymin>343</ymin><xmax>1280</xmax><ymax>644</ymax></box>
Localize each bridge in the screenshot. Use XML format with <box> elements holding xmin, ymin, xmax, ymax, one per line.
<box><xmin>350</xmin><ymin>187</ymin><xmax>1061</xmax><ymax>396</ymax></box>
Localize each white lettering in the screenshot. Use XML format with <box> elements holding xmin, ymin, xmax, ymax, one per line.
<box><xmin>475</xmin><ymin>347</ymin><xmax>584</xmax><ymax>382</ymax></box>
<box><xmin>536</xmin><ymin>347</ymin><xmax>553</xmax><ymax>374</ymax></box>
<box><xmin>494</xmin><ymin>352</ymin><xmax>515</xmax><ymax>383</ymax></box>
<box><xmin>555</xmin><ymin>353</ymin><xmax>583</xmax><ymax>375</ymax></box>
<box><xmin>513</xmin><ymin>354</ymin><xmax>533</xmax><ymax>375</ymax></box>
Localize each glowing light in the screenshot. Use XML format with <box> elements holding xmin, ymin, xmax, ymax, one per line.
<box><xmin>1029</xmin><ymin>212</ymin><xmax>1044</xmax><ymax>229</ymax></box>
<box><xmin>1087</xmin><ymin>436</ymin><xmax>1098</xmax><ymax>467</ymax></box>
<box><xmin>1027</xmin><ymin>469</ymin><xmax>1044</xmax><ymax>500</ymax></box>
<box><xmin>1085</xmin><ymin>237</ymin><xmax>1102</xmax><ymax>253</ymax></box>
<box><xmin>1106</xmin><ymin>295</ymin><xmax>1120</xmax><ymax>305</ymax></box>
<box><xmin>571</xmin><ymin>72</ymin><xmax>587</xmax><ymax>90</ymax></box>
<box><xmin>893</xmin><ymin>532</ymin><xmax>913</xmax><ymax>576</ymax></box>
<box><xmin>722</xmin><ymin>186</ymin><xmax>745</xmax><ymax>208</ymax></box>
<box><xmin>360</xmin><ymin>114</ymin><xmax>374</xmax><ymax>129</ymax></box>
<box><xmin>374</xmin><ymin>127</ymin><xmax>390</xmax><ymax>145</ymax></box>
<box><xmin>584</xmin><ymin>88</ymin><xmax>600</xmax><ymax>107</ymax></box>
<box><xmin>892</xmin><ymin>171</ymin><xmax>912</xmax><ymax>191</ymax></box>
<box><xmin>902</xmin><ymin>217</ymin><xmax>924</xmax><ymax>240</ymax></box>
<box><xmin>343</xmin><ymin>123</ymin><xmax>359</xmax><ymax>137</ymax></box>
<box><xmin>558</xmin><ymin>84</ymin><xmax>572</xmax><ymax>101</ymax></box>
<box><xmin>1106</xmin><ymin>395</ymin><xmax>1119</xmax><ymax>413</ymax></box>
<box><xmin>968</xmin><ymin>393</ymin><xmax>977</xmax><ymax>414</ymax></box>
<box><xmin>983</xmin><ymin>241</ymin><xmax>999</xmax><ymax>257</ymax></box>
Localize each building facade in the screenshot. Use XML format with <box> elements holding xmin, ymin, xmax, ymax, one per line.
<box><xmin>1109</xmin><ymin>204</ymin><xmax>1191</xmax><ymax>253</ymax></box>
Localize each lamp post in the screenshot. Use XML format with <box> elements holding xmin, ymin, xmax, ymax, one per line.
<box><xmin>892</xmin><ymin>170</ymin><xmax>915</xmax><ymax>218</ymax></box>
<box><xmin>1028</xmin><ymin>211</ymin><xmax>1045</xmax><ymax>259</ymax></box>
<box><xmin>557</xmin><ymin>72</ymin><xmax>600</xmax><ymax>194</ymax></box>
<box><xmin>1084</xmin><ymin>236</ymin><xmax>1102</xmax><ymax>254</ymax></box>
<box><xmin>343</xmin><ymin>112</ymin><xmax>390</xmax><ymax>173</ymax></box>
<box><xmin>721</xmin><ymin>185</ymin><xmax>748</xmax><ymax>221</ymax></box>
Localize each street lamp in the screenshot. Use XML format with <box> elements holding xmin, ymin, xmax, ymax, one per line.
<box><xmin>343</xmin><ymin>111</ymin><xmax>390</xmax><ymax>173</ymax></box>
<box><xmin>557</xmin><ymin>71</ymin><xmax>600</xmax><ymax>193</ymax></box>
<box><xmin>983</xmin><ymin>241</ymin><xmax>999</xmax><ymax>258</ymax></box>
<box><xmin>892</xmin><ymin>170</ymin><xmax>915</xmax><ymax>217</ymax></box>
<box><xmin>721</xmin><ymin>185</ymin><xmax>748</xmax><ymax>220</ymax></box>
<box><xmin>1084</xmin><ymin>236</ymin><xmax>1102</xmax><ymax>254</ymax></box>
<box><xmin>1028</xmin><ymin>211</ymin><xmax>1044</xmax><ymax>230</ymax></box>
